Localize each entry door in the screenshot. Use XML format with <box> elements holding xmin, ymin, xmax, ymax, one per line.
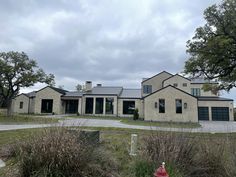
<box><xmin>211</xmin><ymin>107</ymin><xmax>229</xmax><ymax>121</ymax></box>
<box><xmin>65</xmin><ymin>100</ymin><xmax>78</xmax><ymax>114</ymax></box>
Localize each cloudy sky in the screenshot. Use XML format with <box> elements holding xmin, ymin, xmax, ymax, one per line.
<box><xmin>1</xmin><ymin>0</ymin><xmax>235</xmax><ymax>100</ymax></box>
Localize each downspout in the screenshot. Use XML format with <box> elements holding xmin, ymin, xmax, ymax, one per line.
<box><xmin>28</xmin><ymin>97</ymin><xmax>30</xmax><ymax>114</ymax></box>
<box><xmin>116</xmin><ymin>96</ymin><xmax>118</xmax><ymax>117</ymax></box>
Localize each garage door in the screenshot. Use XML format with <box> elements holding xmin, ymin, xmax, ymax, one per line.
<box><xmin>198</xmin><ymin>107</ymin><xmax>209</xmax><ymax>120</ymax></box>
<box><xmin>211</xmin><ymin>107</ymin><xmax>229</xmax><ymax>121</ymax></box>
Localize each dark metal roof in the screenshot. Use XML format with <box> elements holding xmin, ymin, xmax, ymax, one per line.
<box><xmin>197</xmin><ymin>96</ymin><xmax>233</xmax><ymax>101</ymax></box>
<box><xmin>120</xmin><ymin>89</ymin><xmax>141</xmax><ymax>99</ymax></box>
<box><xmin>141</xmin><ymin>71</ymin><xmax>173</xmax><ymax>83</ymax></box>
<box><xmin>49</xmin><ymin>86</ymin><xmax>68</xmax><ymax>94</ymax></box>
<box><xmin>85</xmin><ymin>86</ymin><xmax>123</xmax><ymax>95</ymax></box>
<box><xmin>26</xmin><ymin>91</ymin><xmax>36</xmax><ymax>98</ymax></box>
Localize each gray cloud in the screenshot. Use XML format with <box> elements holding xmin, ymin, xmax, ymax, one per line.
<box><xmin>1</xmin><ymin>0</ymin><xmax>230</xmax><ymax>97</ymax></box>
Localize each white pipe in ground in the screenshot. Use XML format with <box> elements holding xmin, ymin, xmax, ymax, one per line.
<box><xmin>130</xmin><ymin>134</ymin><xmax>138</xmax><ymax>156</ymax></box>
<box><xmin>0</xmin><ymin>159</ymin><xmax>5</xmax><ymax>168</ymax></box>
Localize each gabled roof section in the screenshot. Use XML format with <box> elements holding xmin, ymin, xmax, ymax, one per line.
<box><xmin>36</xmin><ymin>86</ymin><xmax>68</xmax><ymax>95</ymax></box>
<box><xmin>63</xmin><ymin>91</ymin><xmax>84</xmax><ymax>97</ymax></box>
<box><xmin>141</xmin><ymin>71</ymin><xmax>173</xmax><ymax>83</ymax></box>
<box><xmin>162</xmin><ymin>74</ymin><xmax>191</xmax><ymax>85</ymax></box>
<box><xmin>119</xmin><ymin>89</ymin><xmax>141</xmax><ymax>99</ymax></box>
<box><xmin>26</xmin><ymin>91</ymin><xmax>36</xmax><ymax>98</ymax></box>
<box><xmin>85</xmin><ymin>86</ymin><xmax>123</xmax><ymax>95</ymax></box>
<box><xmin>14</xmin><ymin>93</ymin><xmax>29</xmax><ymax>99</ymax></box>
<box><xmin>143</xmin><ymin>85</ymin><xmax>197</xmax><ymax>99</ymax></box>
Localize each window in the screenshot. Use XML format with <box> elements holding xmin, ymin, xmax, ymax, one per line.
<box><xmin>191</xmin><ymin>88</ymin><xmax>201</xmax><ymax>96</ymax></box>
<box><xmin>173</xmin><ymin>83</ymin><xmax>178</xmax><ymax>87</ymax></box>
<box><xmin>159</xmin><ymin>99</ymin><xmax>165</xmax><ymax>113</ymax></box>
<box><xmin>85</xmin><ymin>98</ymin><xmax>93</xmax><ymax>114</ymax></box>
<box><xmin>176</xmin><ymin>99</ymin><xmax>182</xmax><ymax>114</ymax></box>
<box><xmin>19</xmin><ymin>102</ymin><xmax>23</xmax><ymax>109</ymax></box>
<box><xmin>106</xmin><ymin>98</ymin><xmax>114</xmax><ymax>114</ymax></box>
<box><xmin>123</xmin><ymin>101</ymin><xmax>135</xmax><ymax>114</ymax></box>
<box><xmin>41</xmin><ymin>99</ymin><xmax>53</xmax><ymax>113</ymax></box>
<box><xmin>183</xmin><ymin>83</ymin><xmax>187</xmax><ymax>87</ymax></box>
<box><xmin>143</xmin><ymin>85</ymin><xmax>152</xmax><ymax>94</ymax></box>
<box><xmin>95</xmin><ymin>98</ymin><xmax>104</xmax><ymax>114</ymax></box>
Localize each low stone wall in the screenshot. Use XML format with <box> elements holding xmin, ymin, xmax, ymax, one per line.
<box><xmin>0</xmin><ymin>108</ymin><xmax>7</xmax><ymax>115</ymax></box>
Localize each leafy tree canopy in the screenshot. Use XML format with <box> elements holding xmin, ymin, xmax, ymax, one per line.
<box><xmin>184</xmin><ymin>0</ymin><xmax>236</xmax><ymax>91</ymax></box>
<box><xmin>0</xmin><ymin>51</ymin><xmax>55</xmax><ymax>111</ymax></box>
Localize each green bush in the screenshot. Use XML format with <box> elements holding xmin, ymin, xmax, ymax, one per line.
<box><xmin>133</xmin><ymin>109</ymin><xmax>139</xmax><ymax>120</ymax></box>
<box><xmin>3</xmin><ymin>127</ymin><xmax>118</xmax><ymax>177</ymax></box>
<box><xmin>134</xmin><ymin>159</ymin><xmax>155</xmax><ymax>177</ymax></box>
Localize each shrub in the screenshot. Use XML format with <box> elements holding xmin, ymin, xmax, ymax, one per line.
<box><xmin>2</xmin><ymin>127</ymin><xmax>118</xmax><ymax>177</ymax></box>
<box><xmin>137</xmin><ymin>132</ymin><xmax>233</xmax><ymax>177</ymax></box>
<box><xmin>134</xmin><ymin>159</ymin><xmax>155</xmax><ymax>177</ymax></box>
<box><xmin>133</xmin><ymin>109</ymin><xmax>139</xmax><ymax>120</ymax></box>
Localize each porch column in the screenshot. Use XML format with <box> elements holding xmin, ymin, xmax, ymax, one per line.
<box><xmin>93</xmin><ymin>97</ymin><xmax>96</xmax><ymax>114</ymax></box>
<box><xmin>103</xmin><ymin>97</ymin><xmax>106</xmax><ymax>115</ymax></box>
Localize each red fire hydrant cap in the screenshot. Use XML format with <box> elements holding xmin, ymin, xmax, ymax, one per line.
<box><xmin>154</xmin><ymin>166</ymin><xmax>169</xmax><ymax>177</ymax></box>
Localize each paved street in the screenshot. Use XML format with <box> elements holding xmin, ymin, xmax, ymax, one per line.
<box><xmin>0</xmin><ymin>117</ymin><xmax>236</xmax><ymax>133</ymax></box>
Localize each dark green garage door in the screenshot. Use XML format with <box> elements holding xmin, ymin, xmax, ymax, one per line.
<box><xmin>211</xmin><ymin>107</ymin><xmax>229</xmax><ymax>121</ymax></box>
<box><xmin>198</xmin><ymin>107</ymin><xmax>209</xmax><ymax>120</ymax></box>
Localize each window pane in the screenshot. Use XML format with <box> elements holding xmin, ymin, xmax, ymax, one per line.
<box><xmin>176</xmin><ymin>99</ymin><xmax>182</xmax><ymax>113</ymax></box>
<box><xmin>159</xmin><ymin>99</ymin><xmax>165</xmax><ymax>113</ymax></box>
<box><xmin>123</xmin><ymin>101</ymin><xmax>135</xmax><ymax>114</ymax></box>
<box><xmin>143</xmin><ymin>85</ymin><xmax>152</xmax><ymax>94</ymax></box>
<box><xmin>19</xmin><ymin>102</ymin><xmax>23</xmax><ymax>109</ymax></box>
<box><xmin>106</xmin><ymin>98</ymin><xmax>114</xmax><ymax>114</ymax></box>
<box><xmin>191</xmin><ymin>88</ymin><xmax>201</xmax><ymax>96</ymax></box>
<box><xmin>95</xmin><ymin>98</ymin><xmax>104</xmax><ymax>114</ymax></box>
<box><xmin>85</xmin><ymin>98</ymin><xmax>93</xmax><ymax>114</ymax></box>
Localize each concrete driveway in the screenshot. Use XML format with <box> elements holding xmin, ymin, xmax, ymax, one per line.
<box><xmin>0</xmin><ymin>117</ymin><xmax>236</xmax><ymax>133</ymax></box>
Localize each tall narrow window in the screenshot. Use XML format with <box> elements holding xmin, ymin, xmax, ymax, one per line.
<box><xmin>159</xmin><ymin>99</ymin><xmax>165</xmax><ymax>113</ymax></box>
<box><xmin>105</xmin><ymin>98</ymin><xmax>114</xmax><ymax>114</ymax></box>
<box><xmin>19</xmin><ymin>102</ymin><xmax>23</xmax><ymax>109</ymax></box>
<box><xmin>95</xmin><ymin>98</ymin><xmax>104</xmax><ymax>114</ymax></box>
<box><xmin>176</xmin><ymin>99</ymin><xmax>182</xmax><ymax>114</ymax></box>
<box><xmin>85</xmin><ymin>98</ymin><xmax>93</xmax><ymax>114</ymax></box>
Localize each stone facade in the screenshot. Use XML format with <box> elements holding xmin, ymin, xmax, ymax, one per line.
<box><xmin>13</xmin><ymin>94</ymin><xmax>30</xmax><ymax>114</ymax></box>
<box><xmin>144</xmin><ymin>86</ymin><xmax>198</xmax><ymax>122</ymax></box>
<box><xmin>12</xmin><ymin>71</ymin><xmax>234</xmax><ymax>122</ymax></box>
<box><xmin>34</xmin><ymin>87</ymin><xmax>63</xmax><ymax>114</ymax></box>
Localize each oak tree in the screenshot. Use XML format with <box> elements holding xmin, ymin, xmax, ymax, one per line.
<box><xmin>0</xmin><ymin>51</ymin><xmax>55</xmax><ymax>115</ymax></box>
<box><xmin>184</xmin><ymin>0</ymin><xmax>236</xmax><ymax>91</ymax></box>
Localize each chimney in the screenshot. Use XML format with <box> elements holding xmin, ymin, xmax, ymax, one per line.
<box><xmin>85</xmin><ymin>81</ymin><xmax>92</xmax><ymax>91</ymax></box>
<box><xmin>97</xmin><ymin>84</ymin><xmax>102</xmax><ymax>87</ymax></box>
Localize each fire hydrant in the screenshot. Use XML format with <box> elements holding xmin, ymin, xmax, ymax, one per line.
<box><xmin>154</xmin><ymin>162</ymin><xmax>169</xmax><ymax>177</ymax></box>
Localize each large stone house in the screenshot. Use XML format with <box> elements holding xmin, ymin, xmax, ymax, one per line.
<box><xmin>12</xmin><ymin>71</ymin><xmax>234</xmax><ymax>122</ymax></box>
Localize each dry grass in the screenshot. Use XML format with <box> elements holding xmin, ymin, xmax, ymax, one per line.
<box><xmin>0</xmin><ymin>127</ymin><xmax>118</xmax><ymax>177</ymax></box>
<box><xmin>138</xmin><ymin>132</ymin><xmax>236</xmax><ymax>177</ymax></box>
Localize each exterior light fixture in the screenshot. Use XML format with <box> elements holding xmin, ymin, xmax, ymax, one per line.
<box><xmin>184</xmin><ymin>103</ymin><xmax>187</xmax><ymax>109</ymax></box>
